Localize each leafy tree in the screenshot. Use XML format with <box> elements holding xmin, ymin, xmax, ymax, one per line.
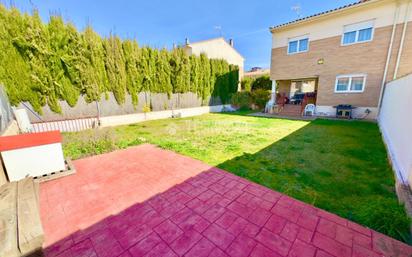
<box><xmin>251</xmin><ymin>89</ymin><xmax>270</xmax><ymax>109</ymax></box>
<box><xmin>251</xmin><ymin>75</ymin><xmax>272</xmax><ymax>91</ymax></box>
<box><xmin>241</xmin><ymin>77</ymin><xmax>254</xmax><ymax>92</ymax></box>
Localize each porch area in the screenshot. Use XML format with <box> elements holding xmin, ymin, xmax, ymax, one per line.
<box><xmin>268</xmin><ymin>78</ymin><xmax>318</xmax><ymax>117</ymax></box>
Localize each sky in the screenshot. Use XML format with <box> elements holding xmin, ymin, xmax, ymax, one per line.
<box><xmin>7</xmin><ymin>0</ymin><xmax>355</xmax><ymax>70</ymax></box>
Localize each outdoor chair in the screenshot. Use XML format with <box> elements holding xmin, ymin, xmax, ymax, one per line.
<box><xmin>303</xmin><ymin>104</ymin><xmax>316</xmax><ymax>116</ymax></box>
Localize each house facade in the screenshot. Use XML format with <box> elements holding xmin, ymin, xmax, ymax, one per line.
<box><xmin>183</xmin><ymin>37</ymin><xmax>245</xmax><ymax>82</ymax></box>
<box><xmin>270</xmin><ymin>0</ymin><xmax>412</xmax><ymax>119</ymax></box>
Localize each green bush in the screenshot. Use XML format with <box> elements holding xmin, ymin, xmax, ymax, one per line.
<box><xmin>241</xmin><ymin>77</ymin><xmax>253</xmax><ymax>92</ymax></box>
<box><xmin>251</xmin><ymin>89</ymin><xmax>270</xmax><ymax>109</ymax></box>
<box><xmin>0</xmin><ymin>4</ymin><xmax>239</xmax><ymax>113</ymax></box>
<box><xmin>231</xmin><ymin>91</ymin><xmax>251</xmax><ymax>110</ymax></box>
<box><xmin>251</xmin><ymin>75</ymin><xmax>272</xmax><ymax>91</ymax></box>
<box><xmin>63</xmin><ymin>129</ymin><xmax>118</xmax><ymax>159</ymax></box>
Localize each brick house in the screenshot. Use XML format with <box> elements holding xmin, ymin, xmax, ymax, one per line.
<box><xmin>269</xmin><ymin>0</ymin><xmax>412</xmax><ymax>119</ymax></box>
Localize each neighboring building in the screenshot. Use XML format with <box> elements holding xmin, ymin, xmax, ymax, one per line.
<box><xmin>183</xmin><ymin>37</ymin><xmax>245</xmax><ymax>83</ymax></box>
<box><xmin>270</xmin><ymin>0</ymin><xmax>412</xmax><ymax>119</ymax></box>
<box><xmin>244</xmin><ymin>67</ymin><xmax>270</xmax><ymax>78</ymax></box>
<box><xmin>250</xmin><ymin>67</ymin><xmax>267</xmax><ymax>72</ymax></box>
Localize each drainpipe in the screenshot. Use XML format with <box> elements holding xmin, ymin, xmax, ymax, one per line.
<box><xmin>393</xmin><ymin>0</ymin><xmax>412</xmax><ymax>80</ymax></box>
<box><xmin>377</xmin><ymin>3</ymin><xmax>400</xmax><ymax>116</ymax></box>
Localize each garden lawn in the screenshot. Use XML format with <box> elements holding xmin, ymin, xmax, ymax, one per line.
<box><xmin>63</xmin><ymin>112</ymin><xmax>410</xmax><ymax>243</ymax></box>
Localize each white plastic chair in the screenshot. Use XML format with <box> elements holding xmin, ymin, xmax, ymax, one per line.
<box><xmin>303</xmin><ymin>104</ymin><xmax>316</xmax><ymax>116</ymax></box>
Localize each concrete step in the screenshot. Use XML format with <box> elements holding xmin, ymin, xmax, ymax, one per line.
<box><xmin>279</xmin><ymin>105</ymin><xmax>302</xmax><ymax>116</ymax></box>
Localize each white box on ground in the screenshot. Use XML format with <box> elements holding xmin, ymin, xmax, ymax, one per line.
<box><xmin>0</xmin><ymin>131</ymin><xmax>65</xmax><ymax>182</ymax></box>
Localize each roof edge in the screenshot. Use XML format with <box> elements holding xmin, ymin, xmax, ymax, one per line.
<box><xmin>270</xmin><ymin>0</ymin><xmax>382</xmax><ymax>33</ymax></box>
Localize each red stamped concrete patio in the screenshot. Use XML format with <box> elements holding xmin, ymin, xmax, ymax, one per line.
<box><xmin>40</xmin><ymin>144</ymin><xmax>412</xmax><ymax>257</ymax></box>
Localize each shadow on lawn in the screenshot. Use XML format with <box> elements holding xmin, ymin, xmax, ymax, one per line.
<box><xmin>214</xmin><ymin>118</ymin><xmax>410</xmax><ymax>243</ymax></box>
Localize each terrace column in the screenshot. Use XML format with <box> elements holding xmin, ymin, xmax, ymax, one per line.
<box><xmin>271</xmin><ymin>80</ymin><xmax>277</xmax><ymax>103</ymax></box>
<box><xmin>265</xmin><ymin>80</ymin><xmax>277</xmax><ymax>113</ymax></box>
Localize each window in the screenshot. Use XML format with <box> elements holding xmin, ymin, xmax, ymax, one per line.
<box><xmin>342</xmin><ymin>20</ymin><xmax>374</xmax><ymax>45</ymax></box>
<box><xmin>288</xmin><ymin>41</ymin><xmax>298</xmax><ymax>53</ymax></box>
<box><xmin>288</xmin><ymin>35</ymin><xmax>309</xmax><ymax>54</ymax></box>
<box><xmin>335</xmin><ymin>74</ymin><xmax>366</xmax><ymax>93</ymax></box>
<box><xmin>342</xmin><ymin>31</ymin><xmax>356</xmax><ymax>44</ymax></box>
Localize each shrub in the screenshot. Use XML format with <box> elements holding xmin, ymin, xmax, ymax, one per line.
<box><xmin>251</xmin><ymin>75</ymin><xmax>272</xmax><ymax>91</ymax></box>
<box><xmin>251</xmin><ymin>89</ymin><xmax>270</xmax><ymax>109</ymax></box>
<box><xmin>231</xmin><ymin>91</ymin><xmax>251</xmax><ymax>110</ymax></box>
<box><xmin>142</xmin><ymin>103</ymin><xmax>151</xmax><ymax>113</ymax></box>
<box><xmin>63</xmin><ymin>129</ymin><xmax>117</xmax><ymax>159</ymax></box>
<box><xmin>241</xmin><ymin>77</ymin><xmax>253</xmax><ymax>92</ymax></box>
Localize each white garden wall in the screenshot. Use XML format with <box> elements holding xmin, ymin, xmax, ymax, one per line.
<box><xmin>379</xmin><ymin>74</ymin><xmax>412</xmax><ymax>186</ymax></box>
<box><xmin>99</xmin><ymin>105</ymin><xmax>232</xmax><ymax>127</ymax></box>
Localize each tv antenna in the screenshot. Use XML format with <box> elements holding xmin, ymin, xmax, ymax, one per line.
<box><xmin>214</xmin><ymin>25</ymin><xmax>223</xmax><ymax>37</ymax></box>
<box><xmin>291</xmin><ymin>4</ymin><xmax>302</xmax><ymax>18</ymax></box>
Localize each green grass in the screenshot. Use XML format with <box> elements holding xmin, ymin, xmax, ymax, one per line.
<box><xmin>62</xmin><ymin>112</ymin><xmax>410</xmax><ymax>243</ymax></box>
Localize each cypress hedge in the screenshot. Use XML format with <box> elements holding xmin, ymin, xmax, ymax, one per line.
<box><xmin>0</xmin><ymin>5</ymin><xmax>239</xmax><ymax>113</ymax></box>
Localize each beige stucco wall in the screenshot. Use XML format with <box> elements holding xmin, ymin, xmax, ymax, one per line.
<box><xmin>184</xmin><ymin>38</ymin><xmax>244</xmax><ymax>79</ymax></box>
<box><xmin>270</xmin><ymin>0</ymin><xmax>412</xmax><ymax>112</ymax></box>
<box><xmin>244</xmin><ymin>69</ymin><xmax>270</xmax><ymax>78</ymax></box>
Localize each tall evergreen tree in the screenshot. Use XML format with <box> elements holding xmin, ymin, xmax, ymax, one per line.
<box><xmin>122</xmin><ymin>39</ymin><xmax>140</xmax><ymax>105</ymax></box>
<box><xmin>48</xmin><ymin>16</ymin><xmax>81</xmax><ymax>107</ymax></box>
<box><xmin>0</xmin><ymin>4</ymin><xmax>239</xmax><ymax>113</ymax></box>
<box><xmin>84</xmin><ymin>25</ymin><xmax>109</xmax><ymax>100</ymax></box>
<box><xmin>24</xmin><ymin>10</ymin><xmax>60</xmax><ymax>112</ymax></box>
<box><xmin>0</xmin><ymin>6</ymin><xmax>33</xmax><ymax>109</ymax></box>
<box><xmin>199</xmin><ymin>53</ymin><xmax>211</xmax><ymax>101</ymax></box>
<box><xmin>189</xmin><ymin>55</ymin><xmax>200</xmax><ymax>94</ymax></box>
<box><xmin>104</xmin><ymin>35</ymin><xmax>127</xmax><ymax>104</ymax></box>
<box><xmin>156</xmin><ymin>49</ymin><xmax>172</xmax><ymax>97</ymax></box>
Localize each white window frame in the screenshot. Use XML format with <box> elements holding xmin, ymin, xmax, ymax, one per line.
<box><xmin>334</xmin><ymin>74</ymin><xmax>367</xmax><ymax>93</ymax></box>
<box><xmin>287</xmin><ymin>35</ymin><xmax>309</xmax><ymax>55</ymax></box>
<box><xmin>341</xmin><ymin>20</ymin><xmax>375</xmax><ymax>46</ymax></box>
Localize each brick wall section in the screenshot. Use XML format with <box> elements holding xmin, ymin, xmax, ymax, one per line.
<box><xmin>270</xmin><ymin>22</ymin><xmax>412</xmax><ymax>107</ymax></box>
